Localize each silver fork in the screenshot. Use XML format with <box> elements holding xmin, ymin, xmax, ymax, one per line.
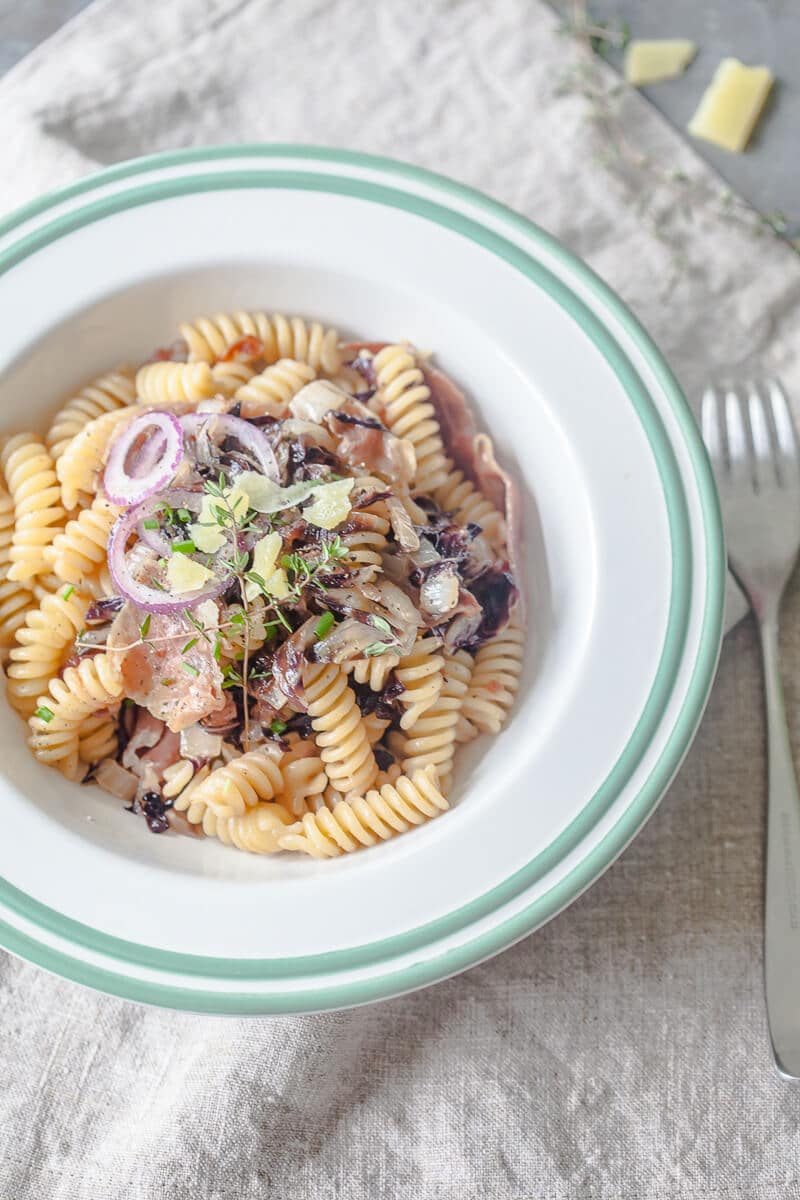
<box><xmin>702</xmin><ymin>379</ymin><xmax>800</xmax><ymax>1081</ymax></box>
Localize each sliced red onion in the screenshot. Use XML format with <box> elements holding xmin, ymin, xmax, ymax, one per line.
<box><xmin>104</xmin><ymin>411</ymin><xmax>183</xmax><ymax>507</ymax></box>
<box><xmin>134</xmin><ymin>488</ymin><xmax>204</xmax><ymax>556</ymax></box>
<box><xmin>179</xmin><ymin>412</ymin><xmax>279</xmax><ymax>481</ymax></box>
<box><xmin>107</xmin><ymin>498</ymin><xmax>229</xmax><ymax>613</ymax></box>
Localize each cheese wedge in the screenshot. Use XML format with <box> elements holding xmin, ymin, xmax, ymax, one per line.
<box><xmin>624</xmin><ymin>39</ymin><xmax>696</xmax><ymax>87</ymax></box>
<box><xmin>688</xmin><ymin>58</ymin><xmax>774</xmax><ymax>152</ymax></box>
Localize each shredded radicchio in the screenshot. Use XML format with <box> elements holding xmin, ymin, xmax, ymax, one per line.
<box><xmin>352</xmin><ymin>677</ymin><xmax>405</xmax><ymax>723</ymax></box>
<box><xmin>85</xmin><ymin>595</ymin><xmax>125</xmax><ymax>623</ymax></box>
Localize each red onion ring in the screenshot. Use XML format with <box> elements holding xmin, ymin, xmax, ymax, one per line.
<box><xmin>108</xmin><ymin>496</ymin><xmax>229</xmax><ymax>613</ymax></box>
<box><xmin>104</xmin><ymin>411</ymin><xmax>183</xmax><ymax>507</ymax></box>
<box><xmin>179</xmin><ymin>413</ymin><xmax>279</xmax><ymax>481</ymax></box>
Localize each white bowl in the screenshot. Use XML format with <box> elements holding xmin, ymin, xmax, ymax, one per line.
<box><xmin>0</xmin><ymin>146</ymin><xmax>724</xmax><ymax>1013</ymax></box>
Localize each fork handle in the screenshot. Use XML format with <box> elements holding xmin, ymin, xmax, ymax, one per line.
<box><xmin>760</xmin><ymin>611</ymin><xmax>800</xmax><ymax>1080</ymax></box>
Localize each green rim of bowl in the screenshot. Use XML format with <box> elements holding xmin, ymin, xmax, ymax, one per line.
<box><xmin>0</xmin><ymin>146</ymin><xmax>725</xmax><ymax>1012</ymax></box>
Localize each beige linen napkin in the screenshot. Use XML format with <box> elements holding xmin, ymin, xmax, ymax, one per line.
<box><xmin>1</xmin><ymin>2</ymin><xmax>799</xmax><ymax>1196</ymax></box>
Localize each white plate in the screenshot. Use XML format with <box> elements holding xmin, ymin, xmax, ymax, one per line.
<box><xmin>0</xmin><ymin>147</ymin><xmax>725</xmax><ymax>1013</ymax></box>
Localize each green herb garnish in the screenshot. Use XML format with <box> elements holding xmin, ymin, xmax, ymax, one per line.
<box><xmin>61</xmin><ymin>585</ymin><xmax>75</xmax><ymax>600</ymax></box>
<box><xmin>269</xmin><ymin>719</ymin><xmax>287</xmax><ymax>735</ymax></box>
<box><xmin>181</xmin><ymin>662</ymin><xmax>200</xmax><ymax>677</ymax></box>
<box><xmin>143</xmin><ymin>518</ymin><xmax>159</xmax><ymax>530</ymax></box>
<box><xmin>173</xmin><ymin>540</ymin><xmax>196</xmax><ymax>555</ymax></box>
<box><xmin>364</xmin><ymin>642</ymin><xmax>392</xmax><ymax>657</ymax></box>
<box><xmin>34</xmin><ymin>705</ymin><xmax>54</xmax><ymax>723</ymax></box>
<box><xmin>181</xmin><ymin>637</ymin><xmax>199</xmax><ymax>655</ymax></box>
<box><xmin>314</xmin><ymin>611</ymin><xmax>334</xmax><ymax>638</ymax></box>
<box><xmin>139</xmin><ymin>614</ymin><xmax>151</xmax><ymax>638</ymax></box>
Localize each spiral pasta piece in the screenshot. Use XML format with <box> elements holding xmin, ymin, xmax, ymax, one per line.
<box><xmin>1</xmin><ymin>435</ymin><xmax>65</xmax><ymax>582</ymax></box>
<box><xmin>391</xmin><ymin>649</ymin><xmax>473</xmax><ymax>789</ymax></box>
<box><xmin>170</xmin><ymin>759</ymin><xmax>293</xmax><ymax>851</ymax></box>
<box><xmin>341</xmin><ymin>510</ymin><xmax>390</xmax><ymax>581</ymax></box>
<box><xmin>234</xmin><ymin>358</ymin><xmax>316</xmax><ymax>418</ymax></box>
<box><xmin>162</xmin><ymin>759</ymin><xmax>196</xmax><ymax>798</ymax></box>
<box><xmin>47</xmin><ymin>496</ymin><xmax>121</xmax><ymax>592</ymax></box>
<box><xmin>462</xmin><ymin>621</ymin><xmax>524</xmax><ymax>734</ymax></box>
<box><xmin>348</xmin><ymin>652</ymin><xmax>399</xmax><ymax>692</ymax></box>
<box><xmin>6</xmin><ymin>587</ymin><xmax>90</xmax><ymax>716</ymax></box>
<box><xmin>179</xmin><ymin>311</ymin><xmax>342</xmax><ymax>375</ymax></box>
<box><xmin>134</xmin><ymin>362</ymin><xmax>216</xmax><ymax>407</ymax></box>
<box><xmin>0</xmin><ymin>488</ymin><xmax>33</xmax><ymax>649</ymax></box>
<box><xmin>210</xmin><ymin>359</ymin><xmax>257</xmax><ymax>396</ymax></box>
<box><xmin>207</xmin><ymin>803</ymin><xmax>294</xmax><ymax>854</ymax></box>
<box><xmin>278</xmin><ymin>737</ymin><xmax>327</xmax><ymax>816</ymax></box>
<box><xmin>0</xmin><ymin>580</ymin><xmax>34</xmax><ymax>650</ymax></box>
<box><xmin>187</xmin><ymin>750</ymin><xmax>284</xmax><ymax>819</ymax></box>
<box><xmin>56</xmin><ymin>406</ymin><xmax>137</xmax><ymax>510</ymax></box>
<box><xmin>373</xmin><ymin>345</ymin><xmax>450</xmax><ymax>494</ymax></box>
<box><xmin>46</xmin><ymin>372</ymin><xmax>136</xmax><ymax>461</ymax></box>
<box><xmin>278</xmin><ymin>766</ymin><xmax>447</xmax><ymax>858</ymax></box>
<box><xmin>362</xmin><ymin>712</ymin><xmax>390</xmax><ymax>746</ymax></box>
<box><xmin>78</xmin><ymin>712</ymin><xmax>118</xmax><ymax>765</ymax></box>
<box><xmin>28</xmin><ymin>652</ymin><xmax>124</xmax><ymax>779</ymax></box>
<box><xmin>394</xmin><ymin>637</ymin><xmax>445</xmax><ymax>731</ymax></box>
<box><xmin>303</xmin><ymin>662</ymin><xmax>378</xmax><ymax>797</ymax></box>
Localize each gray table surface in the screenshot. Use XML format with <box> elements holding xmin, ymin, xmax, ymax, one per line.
<box><xmin>2</xmin><ymin>0</ymin><xmax>796</xmax><ymax>234</ymax></box>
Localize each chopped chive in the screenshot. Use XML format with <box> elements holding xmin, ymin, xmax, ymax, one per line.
<box><xmin>176</xmin><ymin>508</ymin><xmax>191</xmax><ymax>523</ymax></box>
<box><xmin>139</xmin><ymin>614</ymin><xmax>151</xmax><ymax>638</ymax></box>
<box><xmin>269</xmin><ymin>719</ymin><xmax>287</xmax><ymax>735</ymax></box>
<box><xmin>181</xmin><ymin>637</ymin><xmax>199</xmax><ymax>655</ymax></box>
<box><xmin>181</xmin><ymin>662</ymin><xmax>200</xmax><ymax>677</ymax></box>
<box><xmin>173</xmin><ymin>540</ymin><xmax>196</xmax><ymax>555</ymax></box>
<box><xmin>143</xmin><ymin>518</ymin><xmax>159</xmax><ymax>530</ymax></box>
<box><xmin>213</xmin><ymin>633</ymin><xmax>222</xmax><ymax>661</ymax></box>
<box><xmin>61</xmin><ymin>585</ymin><xmax>75</xmax><ymax>600</ymax></box>
<box><xmin>314</xmin><ymin>611</ymin><xmax>334</xmax><ymax>638</ymax></box>
<box><xmin>34</xmin><ymin>705</ymin><xmax>54</xmax><ymax>723</ymax></box>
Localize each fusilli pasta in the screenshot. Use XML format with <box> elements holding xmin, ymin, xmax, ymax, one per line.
<box><xmin>47</xmin><ymin>496</ymin><xmax>121</xmax><ymax>592</ymax></box>
<box><xmin>78</xmin><ymin>712</ymin><xmax>118</xmax><ymax>765</ymax></box>
<box><xmin>394</xmin><ymin>637</ymin><xmax>445</xmax><ymax>731</ymax></box>
<box><xmin>234</xmin><ymin>358</ymin><xmax>316</xmax><ymax>418</ymax></box>
<box><xmin>277</xmin><ymin>766</ymin><xmax>447</xmax><ymax>858</ymax></box>
<box><xmin>134</xmin><ymin>362</ymin><xmax>215</xmax><ymax>407</ymax></box>
<box><xmin>179</xmin><ymin>311</ymin><xmax>342</xmax><ymax>375</ymax></box>
<box><xmin>303</xmin><ymin>662</ymin><xmax>378</xmax><ymax>797</ymax></box>
<box><xmin>461</xmin><ymin>621</ymin><xmax>524</xmax><ymax>734</ymax></box>
<box><xmin>46</xmin><ymin>371</ymin><xmax>136</xmax><ymax>461</ymax></box>
<box><xmin>27</xmin><ymin>653</ymin><xmax>124</xmax><ymax>779</ymax></box>
<box><xmin>6</xmin><ymin>587</ymin><xmax>90</xmax><ymax>717</ymax></box>
<box><xmin>1</xmin><ymin>435</ymin><xmax>65</xmax><ymax>582</ymax></box>
<box><xmin>186</xmin><ymin>750</ymin><xmax>284</xmax><ymax>819</ymax></box>
<box><xmin>373</xmin><ymin>345</ymin><xmax>450</xmax><ymax>494</ymax></box>
<box><xmin>390</xmin><ymin>648</ymin><xmax>472</xmax><ymax>788</ymax></box>
<box><xmin>56</xmin><ymin>406</ymin><xmax>136</xmax><ymax>510</ymax></box>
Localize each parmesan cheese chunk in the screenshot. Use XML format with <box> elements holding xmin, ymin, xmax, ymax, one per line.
<box><xmin>688</xmin><ymin>58</ymin><xmax>774</xmax><ymax>152</ymax></box>
<box><xmin>245</xmin><ymin>532</ymin><xmax>282</xmax><ymax>601</ymax></box>
<box><xmin>190</xmin><ymin>484</ymin><xmax>249</xmax><ymax>553</ymax></box>
<box><xmin>624</xmin><ymin>39</ymin><xmax>696</xmax><ymax>87</ymax></box>
<box><xmin>166</xmin><ymin>553</ymin><xmax>215</xmax><ymax>594</ymax></box>
<box><xmin>303</xmin><ymin>478</ymin><xmax>354</xmax><ymax>530</ymax></box>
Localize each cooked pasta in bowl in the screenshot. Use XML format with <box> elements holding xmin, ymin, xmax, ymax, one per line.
<box><xmin>6</xmin><ymin>325</ymin><xmax>522</xmax><ymax>859</ymax></box>
<box><xmin>0</xmin><ymin>147</ymin><xmax>724</xmax><ymax>1013</ymax></box>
